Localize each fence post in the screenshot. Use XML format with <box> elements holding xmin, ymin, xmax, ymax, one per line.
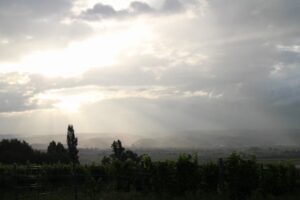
<box><xmin>218</xmin><ymin>158</ymin><xmax>224</xmax><ymax>192</ymax></box>
<box><xmin>14</xmin><ymin>163</ymin><xmax>19</xmax><ymax>200</ymax></box>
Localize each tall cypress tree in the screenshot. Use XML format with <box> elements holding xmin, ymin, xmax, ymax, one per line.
<box><xmin>67</xmin><ymin>125</ymin><xmax>79</xmax><ymax>164</ymax></box>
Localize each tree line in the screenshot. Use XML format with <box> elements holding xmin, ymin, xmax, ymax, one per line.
<box><xmin>0</xmin><ymin>125</ymin><xmax>79</xmax><ymax>164</ymax></box>
<box><xmin>0</xmin><ymin>125</ymin><xmax>299</xmax><ymax>200</ymax></box>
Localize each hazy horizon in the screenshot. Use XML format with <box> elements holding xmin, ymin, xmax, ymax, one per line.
<box><xmin>1</xmin><ymin>0</ymin><xmax>300</xmax><ymax>139</ymax></box>
<box><xmin>1</xmin><ymin>129</ymin><xmax>300</xmax><ymax>149</ymax></box>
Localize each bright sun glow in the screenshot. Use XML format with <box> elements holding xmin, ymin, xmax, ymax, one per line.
<box><xmin>0</xmin><ymin>23</ymin><xmax>152</xmax><ymax>77</ymax></box>
<box><xmin>33</xmin><ymin>88</ymin><xmax>105</xmax><ymax>113</ymax></box>
<box><xmin>55</xmin><ymin>95</ymin><xmax>100</xmax><ymax>113</ymax></box>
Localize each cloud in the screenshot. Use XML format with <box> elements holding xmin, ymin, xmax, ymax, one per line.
<box><xmin>1</xmin><ymin>0</ymin><xmax>300</xmax><ymax>134</ymax></box>
<box><xmin>162</xmin><ymin>0</ymin><xmax>184</xmax><ymax>13</ymax></box>
<box><xmin>277</xmin><ymin>45</ymin><xmax>300</xmax><ymax>54</ymax></box>
<box><xmin>130</xmin><ymin>1</ymin><xmax>153</xmax><ymax>13</ymax></box>
<box><xmin>0</xmin><ymin>72</ymin><xmax>80</xmax><ymax>113</ymax></box>
<box><xmin>80</xmin><ymin>0</ymin><xmax>199</xmax><ymax>20</ymax></box>
<box><xmin>0</xmin><ymin>0</ymin><xmax>92</xmax><ymax>62</ymax></box>
<box><xmin>83</xmin><ymin>3</ymin><xmax>117</xmax><ymax>19</ymax></box>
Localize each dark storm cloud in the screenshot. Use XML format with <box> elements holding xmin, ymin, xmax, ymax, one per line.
<box><xmin>80</xmin><ymin>0</ymin><xmax>198</xmax><ymax>20</ymax></box>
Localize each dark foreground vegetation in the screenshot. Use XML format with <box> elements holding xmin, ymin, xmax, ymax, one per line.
<box><xmin>0</xmin><ymin>126</ymin><xmax>300</xmax><ymax>200</ymax></box>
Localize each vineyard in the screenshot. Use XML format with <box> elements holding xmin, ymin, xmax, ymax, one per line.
<box><xmin>0</xmin><ymin>152</ymin><xmax>299</xmax><ymax>200</ymax></box>
<box><xmin>1</xmin><ymin>130</ymin><xmax>300</xmax><ymax>200</ymax></box>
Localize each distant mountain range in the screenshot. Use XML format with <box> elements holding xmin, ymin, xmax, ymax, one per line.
<box><xmin>1</xmin><ymin>130</ymin><xmax>300</xmax><ymax>149</ymax></box>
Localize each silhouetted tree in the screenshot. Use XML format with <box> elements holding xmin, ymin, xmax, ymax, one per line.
<box><xmin>109</xmin><ymin>140</ymin><xmax>143</xmax><ymax>191</ymax></box>
<box><xmin>0</xmin><ymin>139</ymin><xmax>48</xmax><ymax>164</ymax></box>
<box><xmin>47</xmin><ymin>141</ymin><xmax>57</xmax><ymax>154</ymax></box>
<box><xmin>124</xmin><ymin>150</ymin><xmax>139</xmax><ymax>162</ymax></box>
<box><xmin>111</xmin><ymin>140</ymin><xmax>125</xmax><ymax>161</ymax></box>
<box><xmin>47</xmin><ymin>141</ymin><xmax>69</xmax><ymax>163</ymax></box>
<box><xmin>67</xmin><ymin>125</ymin><xmax>79</xmax><ymax>164</ymax></box>
<box><xmin>0</xmin><ymin>139</ymin><xmax>34</xmax><ymax>164</ymax></box>
<box><xmin>101</xmin><ymin>156</ymin><xmax>111</xmax><ymax>165</ymax></box>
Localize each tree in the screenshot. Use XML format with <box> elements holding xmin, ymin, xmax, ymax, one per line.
<box><xmin>0</xmin><ymin>139</ymin><xmax>48</xmax><ymax>164</ymax></box>
<box><xmin>47</xmin><ymin>141</ymin><xmax>69</xmax><ymax>164</ymax></box>
<box><xmin>0</xmin><ymin>139</ymin><xmax>34</xmax><ymax>164</ymax></box>
<box><xmin>47</xmin><ymin>141</ymin><xmax>57</xmax><ymax>155</ymax></box>
<box><xmin>111</xmin><ymin>140</ymin><xmax>125</xmax><ymax>161</ymax></box>
<box><xmin>67</xmin><ymin>125</ymin><xmax>79</xmax><ymax>164</ymax></box>
<box><xmin>110</xmin><ymin>140</ymin><xmax>140</xmax><ymax>162</ymax></box>
<box><xmin>56</xmin><ymin>142</ymin><xmax>67</xmax><ymax>154</ymax></box>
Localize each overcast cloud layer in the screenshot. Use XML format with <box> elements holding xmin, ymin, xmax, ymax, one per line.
<box><xmin>0</xmin><ymin>0</ymin><xmax>300</xmax><ymax>135</ymax></box>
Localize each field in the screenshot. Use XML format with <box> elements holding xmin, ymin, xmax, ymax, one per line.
<box><xmin>1</xmin><ymin>153</ymin><xmax>300</xmax><ymax>200</ymax></box>
<box><xmin>2</xmin><ymin>188</ymin><xmax>300</xmax><ymax>200</ymax></box>
<box><xmin>1</xmin><ymin>138</ymin><xmax>300</xmax><ymax>200</ymax></box>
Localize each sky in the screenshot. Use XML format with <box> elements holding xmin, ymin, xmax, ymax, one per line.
<box><xmin>0</xmin><ymin>0</ymin><xmax>300</xmax><ymax>136</ymax></box>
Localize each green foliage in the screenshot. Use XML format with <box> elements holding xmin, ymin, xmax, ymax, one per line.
<box><xmin>225</xmin><ymin>153</ymin><xmax>260</xmax><ymax>200</ymax></box>
<box><xmin>67</xmin><ymin>125</ymin><xmax>79</xmax><ymax>164</ymax></box>
<box><xmin>111</xmin><ymin>140</ymin><xmax>125</xmax><ymax>160</ymax></box>
<box><xmin>200</xmin><ymin>162</ymin><xmax>219</xmax><ymax>191</ymax></box>
<box><xmin>47</xmin><ymin>141</ymin><xmax>70</xmax><ymax>164</ymax></box>
<box><xmin>0</xmin><ymin>138</ymin><xmax>300</xmax><ymax>200</ymax></box>
<box><xmin>152</xmin><ymin>160</ymin><xmax>177</xmax><ymax>193</ymax></box>
<box><xmin>0</xmin><ymin>138</ymin><xmax>71</xmax><ymax>165</ymax></box>
<box><xmin>0</xmin><ymin>139</ymin><xmax>47</xmax><ymax>164</ymax></box>
<box><xmin>261</xmin><ymin>161</ymin><xmax>298</xmax><ymax>195</ymax></box>
<box><xmin>176</xmin><ymin>154</ymin><xmax>199</xmax><ymax>193</ymax></box>
<box><xmin>110</xmin><ymin>140</ymin><xmax>140</xmax><ymax>162</ymax></box>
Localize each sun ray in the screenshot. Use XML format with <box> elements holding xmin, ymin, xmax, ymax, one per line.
<box><xmin>0</xmin><ymin>22</ymin><xmax>152</xmax><ymax>78</ymax></box>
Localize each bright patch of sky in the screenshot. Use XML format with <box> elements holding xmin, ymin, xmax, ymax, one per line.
<box><xmin>1</xmin><ymin>0</ymin><xmax>300</xmax><ymax>135</ymax></box>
